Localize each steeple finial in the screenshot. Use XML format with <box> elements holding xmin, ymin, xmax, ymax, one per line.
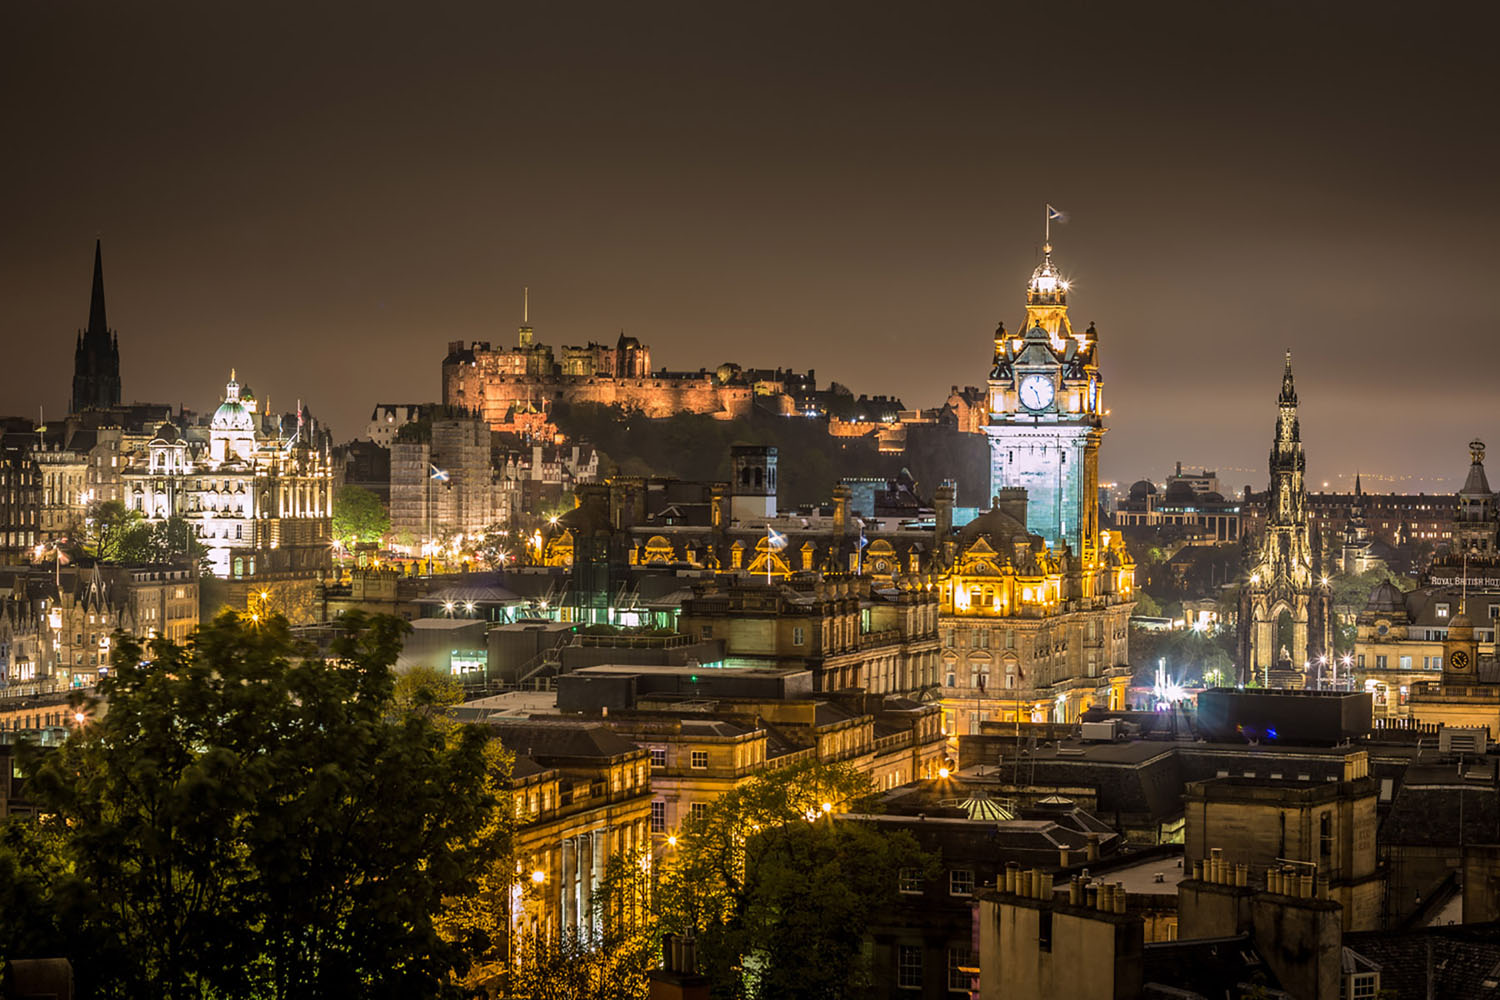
<box><xmin>1279</xmin><ymin>349</ymin><xmax>1297</xmax><ymax>405</ymax></box>
<box><xmin>87</xmin><ymin>238</ymin><xmax>108</xmax><ymax>338</ymax></box>
<box><xmin>523</xmin><ymin>286</ymin><xmax>529</xmax><ymax>325</ymax></box>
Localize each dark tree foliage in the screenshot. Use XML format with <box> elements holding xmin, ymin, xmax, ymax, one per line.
<box><xmin>654</xmin><ymin>759</ymin><xmax>931</xmax><ymax>1000</ymax></box>
<box><xmin>0</xmin><ymin>611</ymin><xmax>500</xmax><ymax>1000</ymax></box>
<box><xmin>85</xmin><ymin>500</ymin><xmax>208</xmax><ymax>566</ymax></box>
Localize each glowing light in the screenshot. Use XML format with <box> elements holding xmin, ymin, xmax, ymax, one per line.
<box><xmin>464</xmin><ymin>601</ymin><xmax>476</xmax><ymax>614</ymax></box>
<box><xmin>73</xmin><ymin>711</ymin><xmax>86</xmax><ymax>725</ymax></box>
<box><xmin>443</xmin><ymin>601</ymin><xmax>455</xmax><ymax>614</ymax></box>
<box><xmin>820</xmin><ymin>801</ymin><xmax>832</xmax><ymax>813</ymax></box>
<box><xmin>548</xmin><ymin>515</ymin><xmax>559</xmax><ymax>526</ymax></box>
<box><xmin>530</xmin><ymin>870</ymin><xmax>546</xmax><ymax>883</ymax></box>
<box><xmin>937</xmin><ymin>767</ymin><xmax>951</xmax><ymax>779</ymax></box>
<box><xmin>666</xmin><ymin>835</ymin><xmax>678</xmax><ymax>847</ymax></box>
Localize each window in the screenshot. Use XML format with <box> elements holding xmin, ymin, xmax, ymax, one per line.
<box><xmin>943</xmin><ymin>629</ymin><xmax>955</xmax><ymax>648</ymax></box>
<box><xmin>690</xmin><ymin>750</ymin><xmax>709</xmax><ymax>769</ymax></box>
<box><xmin>1399</xmin><ymin>655</ymin><xmax>1412</xmax><ymax>670</ymax></box>
<box><xmin>949</xmin><ymin>869</ymin><xmax>975</xmax><ymax>896</ymax></box>
<box><xmin>650</xmin><ymin>747</ymin><xmax>667</xmax><ymax>767</ymax></box>
<box><xmin>1436</xmin><ymin>602</ymin><xmax>1450</xmax><ymax>619</ymax></box>
<box><xmin>1432</xmin><ymin>655</ymin><xmax>1442</xmax><ymax>670</ymax></box>
<box><xmin>897</xmin><ymin>946</ymin><xmax>923</xmax><ymax>989</ymax></box>
<box><xmin>1038</xmin><ymin>908</ymin><xmax>1053</xmax><ymax>952</ymax></box>
<box><xmin>701</xmin><ymin>625</ymin><xmax>713</xmax><ymax>639</ymax></box>
<box><xmin>1350</xmin><ymin>972</ymin><xmax>1378</xmax><ymax>999</ymax></box>
<box><xmin>651</xmin><ymin>800</ymin><xmax>666</xmax><ymax>833</ymax></box>
<box><xmin>899</xmin><ymin>867</ymin><xmax>923</xmax><ymax>894</ymax></box>
<box><xmin>690</xmin><ymin>802</ymin><xmax>709</xmax><ymax>821</ymax></box>
<box><xmin>1320</xmin><ymin>812</ymin><xmax>1333</xmax><ymax>863</ymax></box>
<box><xmin>793</xmin><ymin>626</ymin><xmax>805</xmax><ymax>646</ymax></box>
<box><xmin>1375</xmin><ymin>655</ymin><xmax>1388</xmax><ymax>670</ymax></box>
<box><xmin>948</xmin><ymin>947</ymin><xmax>974</xmax><ymax>992</ymax></box>
<box><xmin>1357</xmin><ymin>654</ymin><xmax>1365</xmax><ymax>669</ymax></box>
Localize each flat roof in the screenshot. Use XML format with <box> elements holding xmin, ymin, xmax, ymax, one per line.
<box><xmin>408</xmin><ymin>617</ymin><xmax>489</xmax><ymax>630</ymax></box>
<box><xmin>571</xmin><ymin>663</ymin><xmax>806</xmax><ymax>678</ymax></box>
<box><xmin>1064</xmin><ymin>848</ymin><xmax>1188</xmax><ymax>897</ymax></box>
<box><xmin>457</xmin><ymin>690</ymin><xmax>559</xmax><ymax>716</ymax></box>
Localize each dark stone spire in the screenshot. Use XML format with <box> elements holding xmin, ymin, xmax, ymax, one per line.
<box><xmin>87</xmin><ymin>238</ymin><xmax>107</xmax><ymax>338</ymax></box>
<box><xmin>70</xmin><ymin>239</ymin><xmax>122</xmax><ymax>414</ymax></box>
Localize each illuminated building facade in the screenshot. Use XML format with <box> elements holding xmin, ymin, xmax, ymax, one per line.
<box><xmin>491</xmin><ymin>720</ymin><xmax>652</xmax><ymax>957</ymax></box>
<box><xmin>937</xmin><ymin>240</ymin><xmax>1135</xmax><ymax>732</ymax></box>
<box><xmin>1238</xmin><ymin>353</ymin><xmax>1331</xmax><ymax>684</ymax></box>
<box><xmin>1353</xmin><ymin>441</ymin><xmax>1500</xmax><ymax>719</ymax></box>
<box><xmin>120</xmin><ymin>371</ymin><xmax>333</xmax><ymax>600</ymax></box>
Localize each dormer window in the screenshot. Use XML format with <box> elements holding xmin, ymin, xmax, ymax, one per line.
<box><xmin>1436</xmin><ymin>603</ymin><xmax>1450</xmax><ymax>619</ymax></box>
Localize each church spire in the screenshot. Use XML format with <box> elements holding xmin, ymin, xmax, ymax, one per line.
<box><xmin>71</xmin><ymin>238</ymin><xmax>122</xmax><ymax>414</ymax></box>
<box><xmin>87</xmin><ymin>238</ymin><xmax>108</xmax><ymax>340</ymax></box>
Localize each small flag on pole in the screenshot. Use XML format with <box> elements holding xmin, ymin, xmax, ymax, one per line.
<box><xmin>429</xmin><ymin>464</ymin><xmax>450</xmax><ymax>482</ymax></box>
<box><xmin>1046</xmin><ymin>204</ymin><xmax>1067</xmax><ymax>223</ymax></box>
<box><xmin>766</xmin><ymin>527</ymin><xmax>788</xmax><ymax>551</ymax></box>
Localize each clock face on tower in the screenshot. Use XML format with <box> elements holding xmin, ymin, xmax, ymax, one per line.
<box><xmin>1018</xmin><ymin>374</ymin><xmax>1055</xmax><ymax>411</ymax></box>
<box><xmin>1451</xmin><ymin>650</ymin><xmax>1471</xmax><ymax>670</ymax></box>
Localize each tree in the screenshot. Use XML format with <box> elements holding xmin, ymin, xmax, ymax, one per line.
<box><xmin>333</xmin><ymin>484</ymin><xmax>390</xmax><ymax>547</ymax></box>
<box><xmin>654</xmin><ymin>760</ymin><xmax>931</xmax><ymax>1000</ymax></box>
<box><xmin>2</xmin><ymin>611</ymin><xmax>501</xmax><ymax>1000</ymax></box>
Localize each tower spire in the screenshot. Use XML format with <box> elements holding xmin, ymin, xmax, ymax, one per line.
<box><xmin>71</xmin><ymin>238</ymin><xmax>122</xmax><ymax>413</ymax></box>
<box><xmin>87</xmin><ymin>238</ymin><xmax>107</xmax><ymax>338</ymax></box>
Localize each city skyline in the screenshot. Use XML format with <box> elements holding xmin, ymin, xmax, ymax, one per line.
<box><xmin>2</xmin><ymin>1</ymin><xmax>1494</xmax><ymax>489</ymax></box>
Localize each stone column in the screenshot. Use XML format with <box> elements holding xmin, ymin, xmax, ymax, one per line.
<box><xmin>561</xmin><ymin>837</ymin><xmax>576</xmax><ymax>935</ymax></box>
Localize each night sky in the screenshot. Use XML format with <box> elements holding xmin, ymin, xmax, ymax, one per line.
<box><xmin>3</xmin><ymin>2</ymin><xmax>1495</xmax><ymax>493</ymax></box>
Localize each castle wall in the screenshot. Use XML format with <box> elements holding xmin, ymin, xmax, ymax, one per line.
<box><xmin>444</xmin><ymin>361</ymin><xmax>757</xmax><ymax>424</ymax></box>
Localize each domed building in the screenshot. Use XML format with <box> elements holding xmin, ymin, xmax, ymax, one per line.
<box><xmin>122</xmin><ymin>370</ymin><xmax>334</xmax><ymax>598</ymax></box>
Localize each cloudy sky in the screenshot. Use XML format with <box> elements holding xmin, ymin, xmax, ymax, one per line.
<box><xmin>2</xmin><ymin>1</ymin><xmax>1494</xmax><ymax>491</ymax></box>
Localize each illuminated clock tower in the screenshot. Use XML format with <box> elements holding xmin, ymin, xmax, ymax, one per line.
<box><xmin>984</xmin><ymin>240</ymin><xmax>1105</xmax><ymax>566</ymax></box>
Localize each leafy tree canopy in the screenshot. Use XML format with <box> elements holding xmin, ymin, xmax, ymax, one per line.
<box><xmin>333</xmin><ymin>484</ymin><xmax>391</xmax><ymax>547</ymax></box>
<box><xmin>0</xmin><ymin>611</ymin><xmax>505</xmax><ymax>1000</ymax></box>
<box><xmin>654</xmin><ymin>759</ymin><xmax>931</xmax><ymax>1000</ymax></box>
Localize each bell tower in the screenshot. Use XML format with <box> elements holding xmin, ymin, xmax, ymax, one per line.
<box><xmin>983</xmin><ymin>237</ymin><xmax>1104</xmax><ymax>565</ymax></box>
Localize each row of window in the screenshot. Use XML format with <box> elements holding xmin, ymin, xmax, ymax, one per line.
<box><xmin>896</xmin><ymin>945</ymin><xmax>974</xmax><ymax>991</ymax></box>
<box><xmin>899</xmin><ymin>866</ymin><xmax>973</xmax><ymax>896</ymax></box>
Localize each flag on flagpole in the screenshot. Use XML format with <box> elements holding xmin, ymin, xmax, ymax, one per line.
<box><xmin>1046</xmin><ymin>204</ymin><xmax>1067</xmax><ymax>223</ymax></box>
<box><xmin>766</xmin><ymin>527</ymin><xmax>788</xmax><ymax>551</ymax></box>
<box><xmin>429</xmin><ymin>464</ymin><xmax>449</xmax><ymax>482</ymax></box>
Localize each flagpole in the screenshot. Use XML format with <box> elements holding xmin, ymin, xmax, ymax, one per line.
<box><xmin>1045</xmin><ymin>204</ymin><xmax>1049</xmax><ymax>245</ymax></box>
<box><xmin>766</xmin><ymin>525</ymin><xmax>772</xmax><ymax>585</ymax></box>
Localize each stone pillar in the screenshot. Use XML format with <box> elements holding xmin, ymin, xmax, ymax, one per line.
<box><xmin>561</xmin><ymin>837</ymin><xmax>577</xmax><ymax>935</ymax></box>
<box><xmin>579</xmin><ymin>831</ymin><xmax>594</xmax><ymax>939</ymax></box>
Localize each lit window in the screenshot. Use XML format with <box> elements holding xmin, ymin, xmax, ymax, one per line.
<box><xmin>899</xmin><ymin>867</ymin><xmax>923</xmax><ymax>894</ymax></box>
<box><xmin>898</xmin><ymin>946</ymin><xmax>923</xmax><ymax>989</ymax></box>
<box><xmin>949</xmin><ymin>869</ymin><xmax>975</xmax><ymax>896</ymax></box>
